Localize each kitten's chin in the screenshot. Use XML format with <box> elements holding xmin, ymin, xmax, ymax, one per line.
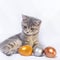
<box><xmin>25</xmin><ymin>33</ymin><xmax>33</xmax><ymax>36</ymax></box>
<box><xmin>23</xmin><ymin>32</ymin><xmax>38</xmax><ymax>36</ymax></box>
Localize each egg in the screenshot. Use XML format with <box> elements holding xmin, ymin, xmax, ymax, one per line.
<box><xmin>33</xmin><ymin>46</ymin><xmax>43</xmax><ymax>57</ymax></box>
<box><xmin>44</xmin><ymin>47</ymin><xmax>56</xmax><ymax>58</ymax></box>
<box><xmin>18</xmin><ymin>45</ymin><xmax>32</xmax><ymax>56</ymax></box>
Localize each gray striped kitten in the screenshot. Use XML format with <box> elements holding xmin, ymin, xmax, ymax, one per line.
<box><xmin>0</xmin><ymin>15</ymin><xmax>41</xmax><ymax>56</ymax></box>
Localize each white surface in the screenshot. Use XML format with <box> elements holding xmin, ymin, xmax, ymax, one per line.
<box><xmin>0</xmin><ymin>0</ymin><xmax>60</xmax><ymax>60</ymax></box>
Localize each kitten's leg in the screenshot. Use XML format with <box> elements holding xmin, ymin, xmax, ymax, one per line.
<box><xmin>0</xmin><ymin>36</ymin><xmax>22</xmax><ymax>56</ymax></box>
<box><xmin>24</xmin><ymin>40</ymin><xmax>34</xmax><ymax>47</ymax></box>
<box><xmin>33</xmin><ymin>40</ymin><xmax>40</xmax><ymax>49</ymax></box>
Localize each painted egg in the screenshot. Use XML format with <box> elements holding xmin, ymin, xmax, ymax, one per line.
<box><xmin>18</xmin><ymin>45</ymin><xmax>32</xmax><ymax>56</ymax></box>
<box><xmin>44</xmin><ymin>47</ymin><xmax>56</xmax><ymax>58</ymax></box>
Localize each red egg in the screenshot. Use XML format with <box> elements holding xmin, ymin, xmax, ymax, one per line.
<box><xmin>44</xmin><ymin>47</ymin><xmax>56</xmax><ymax>58</ymax></box>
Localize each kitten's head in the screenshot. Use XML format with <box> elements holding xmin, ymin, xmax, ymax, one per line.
<box><xmin>22</xmin><ymin>15</ymin><xmax>41</xmax><ymax>35</ymax></box>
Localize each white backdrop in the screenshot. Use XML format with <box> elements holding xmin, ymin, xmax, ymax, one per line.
<box><xmin>0</xmin><ymin>0</ymin><xmax>60</xmax><ymax>60</ymax></box>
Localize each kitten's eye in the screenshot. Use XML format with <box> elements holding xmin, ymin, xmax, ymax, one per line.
<box><xmin>24</xmin><ymin>26</ymin><xmax>27</xmax><ymax>28</ymax></box>
<box><xmin>31</xmin><ymin>28</ymin><xmax>34</xmax><ymax>31</ymax></box>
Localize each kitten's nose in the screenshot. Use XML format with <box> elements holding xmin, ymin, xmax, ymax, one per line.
<box><xmin>27</xmin><ymin>32</ymin><xmax>29</xmax><ymax>33</ymax></box>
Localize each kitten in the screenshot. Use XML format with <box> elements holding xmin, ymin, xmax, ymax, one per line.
<box><xmin>0</xmin><ymin>15</ymin><xmax>41</xmax><ymax>56</ymax></box>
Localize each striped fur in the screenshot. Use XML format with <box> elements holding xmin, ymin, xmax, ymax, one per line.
<box><xmin>0</xmin><ymin>34</ymin><xmax>22</xmax><ymax>56</ymax></box>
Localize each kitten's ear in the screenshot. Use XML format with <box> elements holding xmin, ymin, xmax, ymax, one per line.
<box><xmin>38</xmin><ymin>20</ymin><xmax>42</xmax><ymax>25</ymax></box>
<box><xmin>34</xmin><ymin>19</ymin><xmax>42</xmax><ymax>26</ymax></box>
<box><xmin>22</xmin><ymin>15</ymin><xmax>28</xmax><ymax>21</ymax></box>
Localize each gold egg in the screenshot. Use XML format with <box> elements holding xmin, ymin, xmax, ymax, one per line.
<box><xmin>44</xmin><ymin>47</ymin><xmax>56</xmax><ymax>58</ymax></box>
<box><xmin>18</xmin><ymin>45</ymin><xmax>32</xmax><ymax>56</ymax></box>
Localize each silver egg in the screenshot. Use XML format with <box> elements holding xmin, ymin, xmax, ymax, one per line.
<box><xmin>33</xmin><ymin>46</ymin><xmax>43</xmax><ymax>57</ymax></box>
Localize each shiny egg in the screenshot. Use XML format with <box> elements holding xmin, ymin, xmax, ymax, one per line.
<box><xmin>33</xmin><ymin>46</ymin><xmax>43</xmax><ymax>57</ymax></box>
<box><xmin>44</xmin><ymin>47</ymin><xmax>56</xmax><ymax>58</ymax></box>
<box><xmin>18</xmin><ymin>45</ymin><xmax>32</xmax><ymax>56</ymax></box>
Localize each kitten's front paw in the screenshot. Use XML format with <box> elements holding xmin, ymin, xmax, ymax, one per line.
<box><xmin>2</xmin><ymin>46</ymin><xmax>13</xmax><ymax>56</ymax></box>
<box><xmin>3</xmin><ymin>52</ymin><xmax>12</xmax><ymax>56</ymax></box>
<box><xmin>3</xmin><ymin>49</ymin><xmax>14</xmax><ymax>56</ymax></box>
